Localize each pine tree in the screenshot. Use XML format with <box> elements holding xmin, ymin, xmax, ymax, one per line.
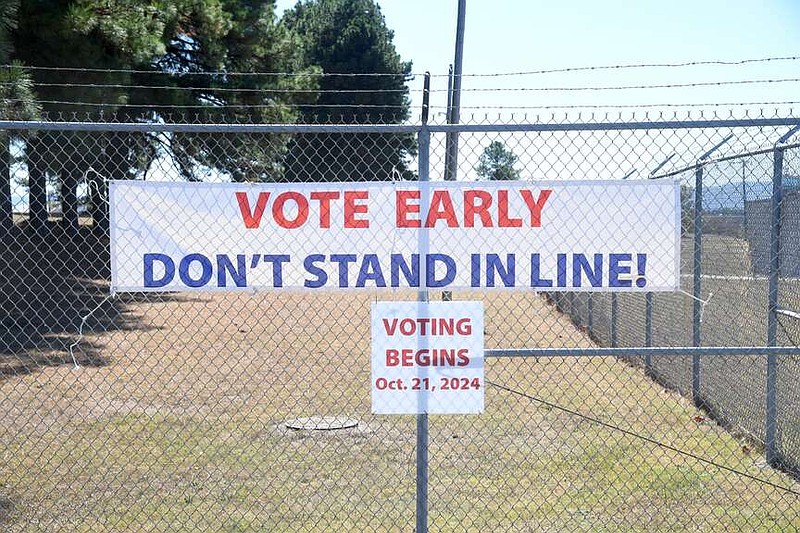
<box><xmin>1</xmin><ymin>0</ymin><xmax>39</xmax><ymax>235</ymax></box>
<box><xmin>475</xmin><ymin>141</ymin><xmax>520</xmax><ymax>181</ymax></box>
<box><xmin>281</xmin><ymin>0</ymin><xmax>415</xmax><ymax>182</ymax></box>
<box><xmin>11</xmin><ymin>0</ymin><xmax>318</xmax><ymax>234</ymax></box>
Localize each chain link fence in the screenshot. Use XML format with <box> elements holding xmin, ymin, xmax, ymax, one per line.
<box><xmin>1</xmin><ymin>113</ymin><xmax>800</xmax><ymax>531</ymax></box>
<box><xmin>556</xmin><ymin>140</ymin><xmax>800</xmax><ymax>477</ymax></box>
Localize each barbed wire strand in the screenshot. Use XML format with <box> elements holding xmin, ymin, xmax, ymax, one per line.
<box><xmin>4</xmin><ymin>55</ymin><xmax>799</xmax><ymax>78</ymax></box>
<box><xmin>6</xmin><ymin>98</ymin><xmax>410</xmax><ymax>110</ymax></box>
<box><xmin>444</xmin><ymin>101</ymin><xmax>800</xmax><ymax>110</ymax></box>
<box><xmin>0</xmin><ymin>64</ymin><xmax>413</xmax><ymax>78</ymax></box>
<box><xmin>441</xmin><ymin>55</ymin><xmax>800</xmax><ymax>77</ymax></box>
<box><xmin>452</xmin><ymin>78</ymin><xmax>800</xmax><ymax>93</ymax></box>
<box><xmin>486</xmin><ymin>379</ymin><xmax>800</xmax><ymax>497</ymax></box>
<box><xmin>6</xmin><ymin>77</ymin><xmax>800</xmax><ymax>94</ymax></box>
<box><xmin>0</xmin><ymin>81</ymin><xmax>413</xmax><ymax>94</ymax></box>
<box><xmin>8</xmin><ymin>98</ymin><xmax>799</xmax><ymax>113</ymax></box>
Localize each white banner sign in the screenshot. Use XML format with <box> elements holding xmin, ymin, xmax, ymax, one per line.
<box><xmin>371</xmin><ymin>301</ymin><xmax>484</xmax><ymax>414</ymax></box>
<box><xmin>110</xmin><ymin>180</ymin><xmax>680</xmax><ymax>292</ymax></box>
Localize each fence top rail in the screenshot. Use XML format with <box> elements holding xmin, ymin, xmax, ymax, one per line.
<box><xmin>1</xmin><ymin>116</ymin><xmax>800</xmax><ymax>134</ymax></box>
<box><xmin>0</xmin><ymin>121</ymin><xmax>421</xmax><ymax>134</ymax></box>
<box><xmin>486</xmin><ymin>346</ymin><xmax>800</xmax><ymax>358</ymax></box>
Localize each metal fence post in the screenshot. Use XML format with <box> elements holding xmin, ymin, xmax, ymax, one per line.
<box><xmin>766</xmin><ymin>147</ymin><xmax>784</xmax><ymax>467</ymax></box>
<box><xmin>692</xmin><ymin>165</ymin><xmax>703</xmax><ymax>407</ymax></box>
<box><xmin>691</xmin><ymin>135</ymin><xmax>733</xmax><ymax>407</ymax></box>
<box><xmin>690</xmin><ymin>136</ymin><xmax>730</xmax><ymax>407</ymax></box>
<box><xmin>587</xmin><ymin>294</ymin><xmax>594</xmax><ymax>337</ymax></box>
<box><xmin>444</xmin><ymin>0</ymin><xmax>466</xmax><ymax>183</ymax></box>
<box><xmin>415</xmin><ymin>73</ymin><xmax>431</xmax><ymax>533</ymax></box>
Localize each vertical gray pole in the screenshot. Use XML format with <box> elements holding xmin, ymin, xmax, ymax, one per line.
<box><xmin>610</xmin><ymin>294</ymin><xmax>618</xmax><ymax>348</ymax></box>
<box><xmin>692</xmin><ymin>166</ymin><xmax>704</xmax><ymax>407</ymax></box>
<box><xmin>443</xmin><ymin>65</ymin><xmax>454</xmax><ymax>182</ymax></box>
<box><xmin>446</xmin><ymin>64</ymin><xmax>454</xmax><ymax>122</ymax></box>
<box><xmin>766</xmin><ymin>147</ymin><xmax>783</xmax><ymax>467</ymax></box>
<box><xmin>415</xmin><ymin>73</ymin><xmax>431</xmax><ymax>533</ymax></box>
<box><xmin>645</xmin><ymin>292</ymin><xmax>653</xmax><ymax>376</ymax></box>
<box><xmin>444</xmin><ymin>0</ymin><xmax>466</xmax><ymax>182</ymax></box>
<box><xmin>443</xmin><ymin>0</ymin><xmax>465</xmax><ymax>302</ymax></box>
<box><xmin>689</xmin><ymin>134</ymin><xmax>732</xmax><ymax>406</ymax></box>
<box><xmin>587</xmin><ymin>294</ymin><xmax>594</xmax><ymax>337</ymax></box>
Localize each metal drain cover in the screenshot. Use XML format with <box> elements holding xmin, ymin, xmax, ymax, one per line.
<box><xmin>285</xmin><ymin>416</ymin><xmax>359</xmax><ymax>431</ymax></box>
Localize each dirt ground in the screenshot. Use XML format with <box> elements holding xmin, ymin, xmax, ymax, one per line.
<box><xmin>1</xmin><ymin>226</ymin><xmax>800</xmax><ymax>530</ymax></box>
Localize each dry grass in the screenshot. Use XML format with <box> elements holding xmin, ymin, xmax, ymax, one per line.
<box><xmin>562</xmin><ymin>234</ymin><xmax>800</xmax><ymax>478</ymax></box>
<box><xmin>1</xmin><ymin>227</ymin><xmax>799</xmax><ymax>531</ymax></box>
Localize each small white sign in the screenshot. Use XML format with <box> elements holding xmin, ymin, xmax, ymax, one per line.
<box><xmin>371</xmin><ymin>301</ymin><xmax>484</xmax><ymax>414</ymax></box>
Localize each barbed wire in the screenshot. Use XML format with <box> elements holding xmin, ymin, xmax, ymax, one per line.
<box><xmin>0</xmin><ymin>64</ymin><xmax>414</xmax><ymax>78</ymax></box>
<box><xmin>4</xmin><ymin>98</ymin><xmax>410</xmax><ymax>110</ymax></box>
<box><xmin>12</xmin><ymin>98</ymin><xmax>797</xmax><ymax>115</ymax></box>
<box><xmin>5</xmin><ymin>101</ymin><xmax>800</xmax><ymax>124</ymax></box>
<box><xmin>5</xmin><ymin>55</ymin><xmax>798</xmax><ymax>80</ymax></box>
<box><xmin>0</xmin><ymin>81</ymin><xmax>413</xmax><ymax>94</ymax></box>
<box><xmin>439</xmin><ymin>101</ymin><xmax>800</xmax><ymax>110</ymax></box>
<box><xmin>449</xmin><ymin>78</ymin><xmax>800</xmax><ymax>93</ymax></box>
<box><xmin>438</xmin><ymin>55</ymin><xmax>800</xmax><ymax>77</ymax></box>
<box><xmin>8</xmin><ymin>77</ymin><xmax>800</xmax><ymax>94</ymax></box>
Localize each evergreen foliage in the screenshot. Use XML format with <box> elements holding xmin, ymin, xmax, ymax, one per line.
<box><xmin>281</xmin><ymin>0</ymin><xmax>415</xmax><ymax>181</ymax></box>
<box><xmin>475</xmin><ymin>141</ymin><xmax>520</xmax><ymax>181</ymax></box>
<box><xmin>1</xmin><ymin>0</ymin><xmax>417</xmax><ymax>232</ymax></box>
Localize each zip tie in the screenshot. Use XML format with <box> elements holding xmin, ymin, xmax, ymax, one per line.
<box><xmin>68</xmin><ymin>293</ymin><xmax>116</xmax><ymax>369</ymax></box>
<box><xmin>78</xmin><ymin>171</ymin><xmax>110</xmax><ymax>228</ymax></box>
<box><xmin>87</xmin><ymin>174</ymin><xmax>109</xmax><ymax>203</ymax></box>
<box><xmin>678</xmin><ymin>290</ymin><xmax>714</xmax><ymax>323</ymax></box>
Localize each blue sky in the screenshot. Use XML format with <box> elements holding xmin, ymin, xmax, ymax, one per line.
<box><xmin>269</xmin><ymin>0</ymin><xmax>800</xmax><ymax>184</ymax></box>
<box><xmin>277</xmin><ymin>0</ymin><xmax>800</xmax><ymax>117</ymax></box>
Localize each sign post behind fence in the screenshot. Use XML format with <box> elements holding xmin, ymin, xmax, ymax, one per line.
<box><xmin>692</xmin><ymin>134</ymin><xmax>733</xmax><ymax>407</ymax></box>
<box><xmin>766</xmin><ymin>146</ymin><xmax>784</xmax><ymax>467</ymax></box>
<box><xmin>692</xmin><ymin>165</ymin><xmax>704</xmax><ymax>407</ymax></box>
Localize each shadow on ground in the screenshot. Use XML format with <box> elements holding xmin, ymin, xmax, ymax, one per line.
<box><xmin>0</xmin><ymin>221</ymin><xmax>184</xmax><ymax>380</ymax></box>
<box><xmin>0</xmin><ymin>496</ymin><xmax>11</xmax><ymax>527</ymax></box>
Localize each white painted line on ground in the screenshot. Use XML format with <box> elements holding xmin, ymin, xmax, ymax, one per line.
<box><xmin>679</xmin><ymin>274</ymin><xmax>800</xmax><ymax>281</ymax></box>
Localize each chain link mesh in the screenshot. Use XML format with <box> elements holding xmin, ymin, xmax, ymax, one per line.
<box><xmin>1</xmin><ymin>112</ymin><xmax>800</xmax><ymax>531</ymax></box>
